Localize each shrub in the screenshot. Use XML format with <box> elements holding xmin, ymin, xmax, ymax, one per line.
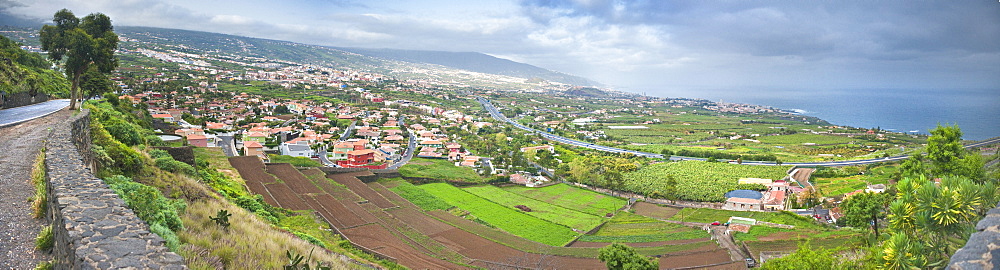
<box><xmin>150</xmin><ymin>223</ymin><xmax>180</xmax><ymax>251</ymax></box>
<box><xmin>91</xmin><ymin>121</ymin><xmax>143</xmax><ymax>175</ymax></box>
<box><xmin>154</xmin><ymin>157</ymin><xmax>196</xmax><ymax>175</ymax></box>
<box><xmin>33</xmin><ymin>261</ymin><xmax>53</xmax><ymax>270</ymax></box>
<box><xmin>233</xmin><ymin>195</ymin><xmax>279</xmax><ymax>223</ymax></box>
<box><xmin>30</xmin><ymin>151</ymin><xmax>47</xmax><ymax>219</ymax></box>
<box><xmin>105</xmin><ymin>177</ymin><xmax>186</xmax><ymax>231</ymax></box>
<box><xmin>34</xmin><ymin>225</ymin><xmax>53</xmax><ymax>251</ymax></box>
<box><xmin>292</xmin><ymin>231</ymin><xmax>326</xmax><ymax>248</ymax></box>
<box><xmin>146</xmin><ymin>135</ymin><xmax>164</xmax><ymax>146</ymax></box>
<box><xmin>103</xmin><ymin>118</ymin><xmax>147</xmax><ymax>146</ymax></box>
<box><xmin>149</xmin><ymin>149</ymin><xmax>172</xmax><ymax>159</ymax></box>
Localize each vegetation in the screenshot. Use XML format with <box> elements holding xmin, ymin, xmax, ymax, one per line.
<box><xmin>399</xmin><ymin>157</ymin><xmax>482</xmax><ymax>182</ymax></box>
<box><xmin>39</xmin><ymin>9</ymin><xmax>119</xmax><ymax>110</ymax></box>
<box><xmin>464</xmin><ymin>185</ymin><xmax>604</xmax><ymax>231</ymax></box>
<box><xmin>387</xmin><ymin>180</ymin><xmax>453</xmax><ymax>211</ymax></box>
<box><xmin>0</xmin><ymin>35</ymin><xmax>69</xmax><ymax>98</ymax></box>
<box><xmin>818</xmin><ymin>125</ymin><xmax>999</xmax><ymax>268</ymax></box>
<box><xmin>759</xmin><ymin>240</ymin><xmax>861</xmax><ymax>269</ymax></box>
<box><xmin>580</xmin><ymin>212</ymin><xmax>708</xmax><ymax>243</ymax></box>
<box><xmin>34</xmin><ymin>225</ymin><xmax>53</xmax><ymax>251</ymax></box>
<box><xmin>267</xmin><ymin>154</ymin><xmax>323</xmax><ymax>167</ymax></box>
<box><xmin>502</xmin><ymin>183</ymin><xmax>627</xmax><ymax>216</ymax></box>
<box><xmin>30</xmin><ymin>149</ymin><xmax>47</xmax><ymax>219</ymax></box>
<box><xmin>598</xmin><ymin>243</ymin><xmax>658</xmax><ymax>270</ymax></box>
<box><xmin>623</xmin><ymin>161</ymin><xmax>790</xmax><ymax>202</ymax></box>
<box><xmin>417</xmin><ymin>183</ymin><xmax>578</xmax><ymax>246</ymax></box>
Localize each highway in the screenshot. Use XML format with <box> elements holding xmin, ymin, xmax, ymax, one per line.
<box><xmin>478</xmin><ymin>97</ymin><xmax>664</xmax><ymax>159</ymax></box>
<box><xmin>0</xmin><ymin>99</ymin><xmax>70</xmax><ymax>127</ymax></box>
<box><xmin>476</xmin><ymin>97</ymin><xmax>1000</xmax><ymax>167</ymax></box>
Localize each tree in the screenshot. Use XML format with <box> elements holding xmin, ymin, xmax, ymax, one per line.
<box><xmin>80</xmin><ymin>65</ymin><xmax>113</xmax><ymax>100</ymax></box>
<box><xmin>760</xmin><ymin>240</ymin><xmax>842</xmax><ymax>269</ymax></box>
<box><xmin>39</xmin><ymin>9</ymin><xmax>118</xmax><ymax>110</ymax></box>
<box><xmin>598</xmin><ymin>243</ymin><xmax>658</xmax><ymax>270</ymax></box>
<box><xmin>840</xmin><ymin>191</ymin><xmax>891</xmax><ymax>242</ymax></box>
<box><xmin>926</xmin><ymin>124</ymin><xmax>964</xmax><ymax>175</ymax></box>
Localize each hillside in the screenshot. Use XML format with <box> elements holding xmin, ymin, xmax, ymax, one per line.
<box><xmin>117</xmin><ymin>26</ymin><xmax>390</xmax><ymax>72</ymax></box>
<box><xmin>0</xmin><ymin>34</ymin><xmax>68</xmax><ymax>103</ymax></box>
<box><xmin>335</xmin><ymin>47</ymin><xmax>599</xmax><ymax>86</ymax></box>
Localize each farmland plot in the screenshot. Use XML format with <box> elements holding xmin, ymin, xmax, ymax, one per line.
<box><xmin>502</xmin><ymin>183</ymin><xmax>627</xmax><ymax>216</ymax></box>
<box><xmin>418</xmin><ymin>183</ymin><xmax>579</xmax><ymax>246</ymax></box>
<box><xmin>463</xmin><ymin>185</ymin><xmax>604</xmax><ymax>231</ymax></box>
<box><xmin>623</xmin><ymin>161</ymin><xmax>791</xmax><ymax>202</ymax></box>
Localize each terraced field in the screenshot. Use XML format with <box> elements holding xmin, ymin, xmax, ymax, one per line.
<box><xmin>502</xmin><ymin>183</ymin><xmax>627</xmax><ymax>216</ymax></box>
<box><xmin>232</xmin><ymin>157</ymin><xmax>747</xmax><ymax>269</ymax></box>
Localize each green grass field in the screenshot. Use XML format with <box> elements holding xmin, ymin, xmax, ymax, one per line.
<box><xmin>417</xmin><ymin>183</ymin><xmax>578</xmax><ymax>246</ymax></box>
<box><xmin>812</xmin><ymin>165</ymin><xmax>896</xmax><ymax>197</ymax></box>
<box><xmin>399</xmin><ymin>158</ymin><xmax>483</xmax><ymax>182</ymax></box>
<box><xmin>267</xmin><ymin>154</ymin><xmax>323</xmax><ymax>167</ymax></box>
<box><xmin>502</xmin><ymin>184</ymin><xmax>627</xmax><ymax>216</ymax></box>
<box><xmin>579</xmin><ymin>212</ymin><xmax>708</xmax><ymax>243</ymax></box>
<box><xmin>388</xmin><ymin>181</ymin><xmax>453</xmax><ymax>211</ymax></box>
<box><xmin>463</xmin><ymin>185</ymin><xmax>604</xmax><ymax>231</ymax></box>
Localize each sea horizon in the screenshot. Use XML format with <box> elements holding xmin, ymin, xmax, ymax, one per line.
<box><xmin>629</xmin><ymin>87</ymin><xmax>999</xmax><ymax>141</ymax></box>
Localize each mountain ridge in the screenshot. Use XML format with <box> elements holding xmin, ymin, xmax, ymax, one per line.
<box><xmin>332</xmin><ymin>47</ymin><xmax>600</xmax><ymax>87</ymax></box>
<box><xmin>114</xmin><ymin>26</ymin><xmax>599</xmax><ymax>87</ymax></box>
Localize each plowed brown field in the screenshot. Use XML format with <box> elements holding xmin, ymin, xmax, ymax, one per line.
<box><xmin>633</xmin><ymin>201</ymin><xmax>682</xmax><ymax>219</ymax></box>
<box><xmin>342</xmin><ymin>224</ymin><xmax>465</xmax><ymax>269</ymax></box>
<box><xmin>266</xmin><ymin>163</ymin><xmax>322</xmax><ymax>194</ymax></box>
<box><xmin>659</xmin><ymin>248</ymin><xmax>738</xmax><ymax>269</ymax></box>
<box><xmin>264</xmin><ymin>183</ymin><xmax>310</xmax><ymax>211</ymax></box>
<box><xmin>329</xmin><ymin>174</ymin><xmax>396</xmax><ymax>208</ymax></box>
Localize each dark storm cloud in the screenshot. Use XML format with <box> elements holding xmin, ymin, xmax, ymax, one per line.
<box><xmin>518</xmin><ymin>0</ymin><xmax>1000</xmax><ymax>60</ymax></box>
<box><xmin>0</xmin><ymin>0</ymin><xmax>43</xmax><ymax>26</ymax></box>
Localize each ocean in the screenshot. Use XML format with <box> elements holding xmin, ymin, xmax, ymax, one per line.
<box><xmin>647</xmin><ymin>88</ymin><xmax>1000</xmax><ymax>141</ymax></box>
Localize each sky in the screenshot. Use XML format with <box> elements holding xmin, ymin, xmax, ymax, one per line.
<box><xmin>2</xmin><ymin>0</ymin><xmax>999</xmax><ymax>96</ymax></box>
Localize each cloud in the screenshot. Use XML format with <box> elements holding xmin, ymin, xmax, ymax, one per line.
<box><xmin>4</xmin><ymin>0</ymin><xmax>998</xmax><ymax>91</ymax></box>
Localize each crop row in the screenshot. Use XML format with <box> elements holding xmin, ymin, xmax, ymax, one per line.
<box><xmin>464</xmin><ymin>185</ymin><xmax>603</xmax><ymax>231</ymax></box>
<box><xmin>417</xmin><ymin>183</ymin><xmax>578</xmax><ymax>246</ymax></box>
<box><xmin>623</xmin><ymin>161</ymin><xmax>791</xmax><ymax>202</ymax></box>
<box><xmin>501</xmin><ymin>184</ymin><xmax>627</xmax><ymax>216</ymax></box>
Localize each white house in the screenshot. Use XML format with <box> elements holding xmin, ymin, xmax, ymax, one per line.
<box><xmin>279</xmin><ymin>141</ymin><xmax>315</xmax><ymax>157</ymax></box>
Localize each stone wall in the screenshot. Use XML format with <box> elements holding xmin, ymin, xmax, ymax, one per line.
<box><xmin>948</xmin><ymin>201</ymin><xmax>1000</xmax><ymax>269</ymax></box>
<box><xmin>1</xmin><ymin>92</ymin><xmax>49</xmax><ymax>109</ymax></box>
<box><xmin>45</xmin><ymin>109</ymin><xmax>186</xmax><ymax>269</ymax></box>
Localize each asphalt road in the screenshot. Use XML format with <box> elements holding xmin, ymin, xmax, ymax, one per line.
<box><xmin>387</xmin><ymin>128</ymin><xmax>417</xmax><ymax>169</ymax></box>
<box><xmin>0</xmin><ymin>99</ymin><xmax>71</xmax><ymax>127</ymax></box>
<box><xmin>477</xmin><ymin>97</ymin><xmax>1000</xmax><ymax>167</ymax></box>
<box><xmin>218</xmin><ymin>135</ymin><xmax>236</xmax><ymax>157</ymax></box>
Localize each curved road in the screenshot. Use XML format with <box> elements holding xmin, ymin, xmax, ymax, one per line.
<box><xmin>477</xmin><ymin>97</ymin><xmax>999</xmax><ymax>167</ymax></box>
<box><xmin>0</xmin><ymin>99</ymin><xmax>71</xmax><ymax>127</ymax></box>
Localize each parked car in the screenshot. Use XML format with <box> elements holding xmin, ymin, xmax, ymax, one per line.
<box><xmin>711</xmin><ymin>221</ymin><xmax>721</xmax><ymax>226</ymax></box>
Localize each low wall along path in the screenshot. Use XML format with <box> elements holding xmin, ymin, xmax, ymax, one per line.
<box><xmin>45</xmin><ymin>109</ymin><xmax>186</xmax><ymax>269</ymax></box>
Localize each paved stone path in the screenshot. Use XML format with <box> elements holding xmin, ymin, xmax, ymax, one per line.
<box><xmin>0</xmin><ymin>109</ymin><xmax>69</xmax><ymax>269</ymax></box>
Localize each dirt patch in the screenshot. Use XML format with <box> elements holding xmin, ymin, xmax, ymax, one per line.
<box><xmin>307</xmin><ymin>194</ymin><xmax>368</xmax><ymax>228</ymax></box>
<box><xmin>263</xmin><ymin>183</ymin><xmax>311</xmax><ymax>211</ymax></box>
<box><xmin>229</xmin><ymin>156</ymin><xmax>278</xmax><ymax>185</ymax></box>
<box><xmin>659</xmin><ymin>248</ymin><xmax>734</xmax><ymax>269</ymax></box>
<box><xmin>386</xmin><ymin>207</ymin><xmax>454</xmax><ymax>236</ymax></box>
<box><xmin>341</xmin><ymin>224</ymin><xmax>465</xmax><ymax>269</ymax></box>
<box><xmin>0</xmin><ymin>108</ymin><xmax>67</xmax><ymax>269</ymax></box>
<box><xmin>266</xmin><ymin>163</ymin><xmax>322</xmax><ymax>194</ymax></box>
<box><xmin>329</xmin><ymin>173</ymin><xmax>395</xmax><ymax>208</ymax></box>
<box><xmin>633</xmin><ymin>202</ymin><xmax>682</xmax><ymax>219</ymax></box>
